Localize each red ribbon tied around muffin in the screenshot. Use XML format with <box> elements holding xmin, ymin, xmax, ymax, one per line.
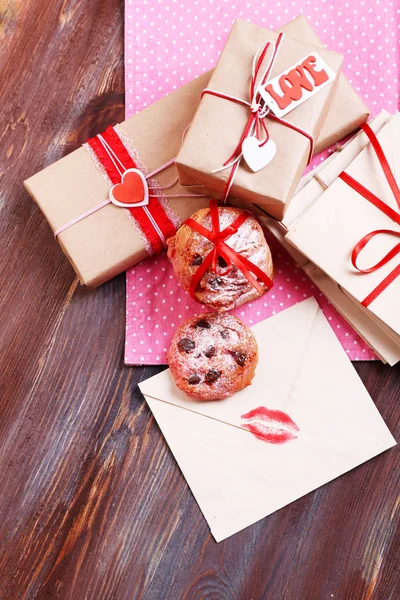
<box><xmin>339</xmin><ymin>123</ymin><xmax>400</xmax><ymax>308</ymax></box>
<box><xmin>185</xmin><ymin>199</ymin><xmax>273</xmax><ymax>299</ymax></box>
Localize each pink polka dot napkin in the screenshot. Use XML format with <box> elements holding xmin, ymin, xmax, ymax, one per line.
<box><xmin>124</xmin><ymin>0</ymin><xmax>399</xmax><ymax>366</ymax></box>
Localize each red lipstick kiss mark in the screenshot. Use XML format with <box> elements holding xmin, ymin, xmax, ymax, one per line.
<box><xmin>241</xmin><ymin>406</ymin><xmax>299</xmax><ymax>444</ymax></box>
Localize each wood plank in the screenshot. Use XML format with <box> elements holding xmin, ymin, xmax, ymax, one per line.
<box><xmin>0</xmin><ymin>1</ymin><xmax>399</xmax><ymax>599</ymax></box>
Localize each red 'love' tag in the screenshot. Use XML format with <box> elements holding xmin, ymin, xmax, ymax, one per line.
<box><xmin>109</xmin><ymin>168</ymin><xmax>149</xmax><ymax>208</ymax></box>
<box><xmin>259</xmin><ymin>52</ymin><xmax>336</xmax><ymax>118</ymax></box>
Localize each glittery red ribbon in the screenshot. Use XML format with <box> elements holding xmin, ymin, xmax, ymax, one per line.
<box><xmin>339</xmin><ymin>123</ymin><xmax>400</xmax><ymax>307</ymax></box>
<box><xmin>88</xmin><ymin>127</ymin><xmax>176</xmax><ymax>254</ymax></box>
<box><xmin>185</xmin><ymin>199</ymin><xmax>273</xmax><ymax>300</ymax></box>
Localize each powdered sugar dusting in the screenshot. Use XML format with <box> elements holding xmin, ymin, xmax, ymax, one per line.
<box><xmin>168</xmin><ymin>313</ymin><xmax>257</xmax><ymax>400</ymax></box>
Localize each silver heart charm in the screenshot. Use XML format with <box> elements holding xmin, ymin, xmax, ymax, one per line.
<box><xmin>242</xmin><ymin>136</ymin><xmax>277</xmax><ymax>172</ymax></box>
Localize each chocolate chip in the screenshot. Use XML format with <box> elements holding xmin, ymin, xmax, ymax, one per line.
<box><xmin>194</xmin><ymin>318</ymin><xmax>211</xmax><ymax>329</ymax></box>
<box><xmin>190</xmin><ymin>254</ymin><xmax>203</xmax><ymax>267</ymax></box>
<box><xmin>205</xmin><ymin>369</ymin><xmax>221</xmax><ymax>384</ymax></box>
<box><xmin>187</xmin><ymin>374</ymin><xmax>201</xmax><ymax>385</ymax></box>
<box><xmin>210</xmin><ymin>277</ymin><xmax>224</xmax><ymax>290</ymax></box>
<box><xmin>204</xmin><ymin>346</ymin><xmax>216</xmax><ymax>359</ymax></box>
<box><xmin>218</xmin><ymin>255</ymin><xmax>228</xmax><ymax>269</ymax></box>
<box><xmin>231</xmin><ymin>350</ymin><xmax>247</xmax><ymax>366</ymax></box>
<box><xmin>220</xmin><ymin>330</ymin><xmax>230</xmax><ymax>339</ymax></box>
<box><xmin>177</xmin><ymin>338</ymin><xmax>195</xmax><ymax>353</ymax></box>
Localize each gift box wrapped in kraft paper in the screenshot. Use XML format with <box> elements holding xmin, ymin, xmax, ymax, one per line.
<box><xmin>255</xmin><ymin>110</ymin><xmax>400</xmax><ymax>366</ymax></box>
<box><xmin>182</xmin><ymin>16</ymin><xmax>369</xmax><ymax>195</ymax></box>
<box><xmin>176</xmin><ymin>19</ymin><xmax>343</xmax><ymax>220</ymax></box>
<box><xmin>177</xmin><ymin>15</ymin><xmax>370</xmax><ymax>198</ymax></box>
<box><xmin>24</xmin><ymin>74</ymin><xmax>212</xmax><ymax>289</ymax></box>
<box><xmin>286</xmin><ymin>112</ymin><xmax>400</xmax><ymax>353</ymax></box>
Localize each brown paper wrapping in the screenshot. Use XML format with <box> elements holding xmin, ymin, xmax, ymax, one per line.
<box><xmin>175</xmin><ymin>16</ymin><xmax>370</xmax><ymax>194</ymax></box>
<box><xmin>24</xmin><ymin>73</ymin><xmax>212</xmax><ymax>289</ymax></box>
<box><xmin>176</xmin><ymin>19</ymin><xmax>343</xmax><ymax>220</ymax></box>
<box><xmin>187</xmin><ymin>17</ymin><xmax>369</xmax><ymax>169</ymax></box>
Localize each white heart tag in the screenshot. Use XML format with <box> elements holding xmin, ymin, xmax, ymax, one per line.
<box><xmin>242</xmin><ymin>137</ymin><xmax>277</xmax><ymax>172</ymax></box>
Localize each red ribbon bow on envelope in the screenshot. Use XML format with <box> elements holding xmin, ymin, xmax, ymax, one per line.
<box><xmin>185</xmin><ymin>199</ymin><xmax>273</xmax><ymax>300</ymax></box>
<box><xmin>340</xmin><ymin>123</ymin><xmax>400</xmax><ymax>307</ymax></box>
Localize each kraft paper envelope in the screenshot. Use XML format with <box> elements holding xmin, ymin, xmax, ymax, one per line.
<box><xmin>139</xmin><ymin>299</ymin><xmax>396</xmax><ymax>542</ymax></box>
<box><xmin>286</xmin><ymin>114</ymin><xmax>400</xmax><ymax>339</ymax></box>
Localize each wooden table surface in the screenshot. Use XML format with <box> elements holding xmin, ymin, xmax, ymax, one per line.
<box><xmin>1</xmin><ymin>1</ymin><xmax>399</xmax><ymax>599</ymax></box>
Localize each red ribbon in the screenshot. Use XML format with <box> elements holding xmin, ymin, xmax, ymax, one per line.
<box><xmin>88</xmin><ymin>126</ymin><xmax>176</xmax><ymax>254</ymax></box>
<box><xmin>185</xmin><ymin>199</ymin><xmax>273</xmax><ymax>300</ymax></box>
<box><xmin>339</xmin><ymin>123</ymin><xmax>400</xmax><ymax>307</ymax></box>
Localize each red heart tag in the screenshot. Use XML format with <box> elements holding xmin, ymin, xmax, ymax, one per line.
<box><xmin>110</xmin><ymin>168</ymin><xmax>149</xmax><ymax>208</ymax></box>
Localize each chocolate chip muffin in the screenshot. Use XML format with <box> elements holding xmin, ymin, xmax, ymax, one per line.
<box><xmin>166</xmin><ymin>205</ymin><xmax>273</xmax><ymax>312</ymax></box>
<box><xmin>168</xmin><ymin>313</ymin><xmax>258</xmax><ymax>401</ymax></box>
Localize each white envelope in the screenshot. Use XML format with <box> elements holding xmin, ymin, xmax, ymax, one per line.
<box><xmin>139</xmin><ymin>299</ymin><xmax>396</xmax><ymax>542</ymax></box>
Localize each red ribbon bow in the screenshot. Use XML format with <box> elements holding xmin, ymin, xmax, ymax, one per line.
<box><xmin>339</xmin><ymin>123</ymin><xmax>400</xmax><ymax>307</ymax></box>
<box><xmin>185</xmin><ymin>199</ymin><xmax>273</xmax><ymax>300</ymax></box>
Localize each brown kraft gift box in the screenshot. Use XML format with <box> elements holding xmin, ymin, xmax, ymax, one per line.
<box><xmin>175</xmin><ymin>16</ymin><xmax>370</xmax><ymax>196</ymax></box>
<box><xmin>176</xmin><ymin>19</ymin><xmax>343</xmax><ymax>220</ymax></box>
<box><xmin>24</xmin><ymin>73</ymin><xmax>212</xmax><ymax>289</ymax></box>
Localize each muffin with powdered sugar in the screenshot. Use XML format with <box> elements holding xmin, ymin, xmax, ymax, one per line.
<box><xmin>167</xmin><ymin>205</ymin><xmax>273</xmax><ymax>312</ymax></box>
<box><xmin>168</xmin><ymin>312</ymin><xmax>258</xmax><ymax>401</ymax></box>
